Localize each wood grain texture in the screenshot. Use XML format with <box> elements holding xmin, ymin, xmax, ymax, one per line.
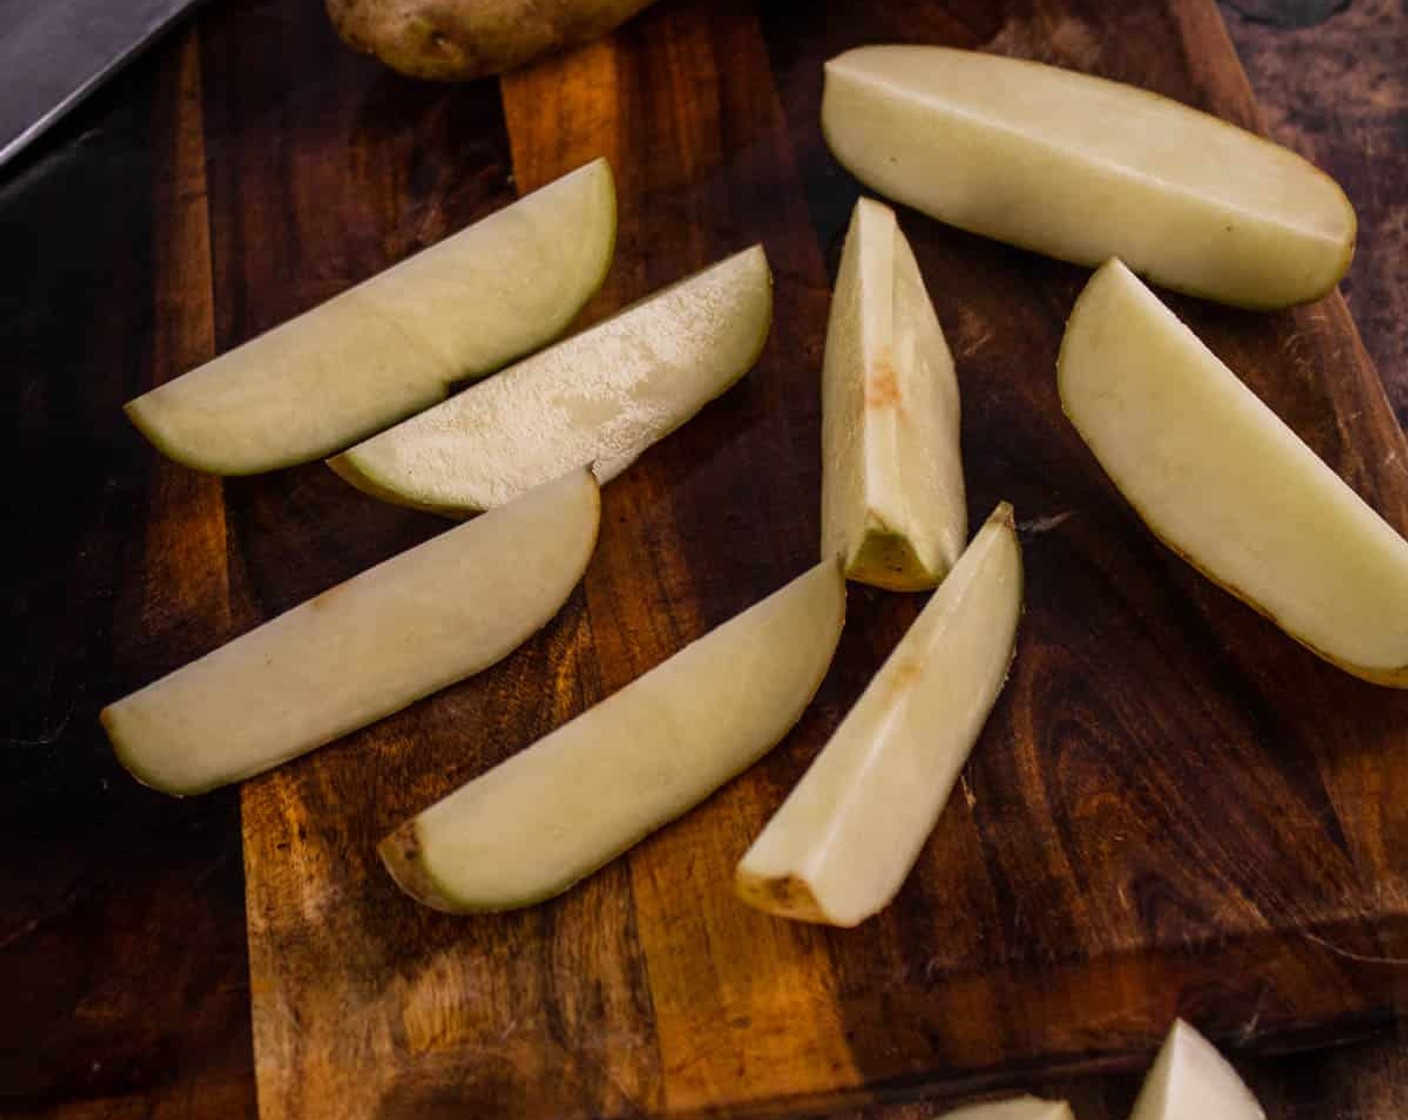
<box><xmin>505</xmin><ymin>11</ymin><xmax>862</xmax><ymax>1114</ymax></box>
<box><xmin>5</xmin><ymin>0</ymin><xmax>1407</xmax><ymax>1117</ymax></box>
<box><xmin>1225</xmin><ymin>0</ymin><xmax>1408</xmax><ymax>425</ymax></box>
<box><xmin>757</xmin><ymin>0</ymin><xmax>1408</xmax><ymax>1094</ymax></box>
<box><xmin>188</xmin><ymin>3</ymin><xmax>538</xmax><ymax>1119</ymax></box>
<box><xmin>231</xmin><ymin>0</ymin><xmax>1408</xmax><ymax>1116</ymax></box>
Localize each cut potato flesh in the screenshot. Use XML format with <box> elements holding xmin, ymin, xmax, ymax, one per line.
<box><xmin>821</xmin><ymin>46</ymin><xmax>1355</xmax><ymax>309</ymax></box>
<box><xmin>126</xmin><ymin>159</ymin><xmax>616</xmax><ymax>473</ymax></box>
<box><xmin>737</xmin><ymin>504</ymin><xmax>1021</xmax><ymax>927</ymax></box>
<box><xmin>1130</xmin><ymin>1020</ymin><xmax>1265</xmax><ymax>1120</ymax></box>
<box><xmin>1060</xmin><ymin>259</ymin><xmax>1408</xmax><ymax>687</ymax></box>
<box><xmin>822</xmin><ymin>197</ymin><xmax>966</xmax><ymax>590</ymax></box>
<box><xmin>937</xmin><ymin>1096</ymin><xmax>1074</xmax><ymax>1120</ymax></box>
<box><xmin>102</xmin><ymin>469</ymin><xmax>600</xmax><ymax>795</ymax></box>
<box><xmin>380</xmin><ymin>558</ymin><xmax>845</xmax><ymax>913</ymax></box>
<box><xmin>330</xmin><ymin>245</ymin><xmax>773</xmax><ymax>513</ymax></box>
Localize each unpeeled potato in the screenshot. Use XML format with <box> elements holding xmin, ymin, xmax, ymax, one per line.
<box><xmin>328</xmin><ymin>0</ymin><xmax>660</xmax><ymax>80</ymax></box>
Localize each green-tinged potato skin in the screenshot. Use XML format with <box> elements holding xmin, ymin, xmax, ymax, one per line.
<box><xmin>328</xmin><ymin>0</ymin><xmax>660</xmax><ymax>80</ymax></box>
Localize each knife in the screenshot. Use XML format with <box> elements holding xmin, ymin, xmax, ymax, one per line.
<box><xmin>1</xmin><ymin>0</ymin><xmax>203</xmax><ymax>170</ymax></box>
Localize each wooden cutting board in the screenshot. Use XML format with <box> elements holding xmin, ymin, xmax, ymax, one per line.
<box><xmin>129</xmin><ymin>0</ymin><xmax>1408</xmax><ymax>1116</ymax></box>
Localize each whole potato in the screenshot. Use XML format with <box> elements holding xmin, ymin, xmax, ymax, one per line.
<box><xmin>328</xmin><ymin>0</ymin><xmax>661</xmax><ymax>80</ymax></box>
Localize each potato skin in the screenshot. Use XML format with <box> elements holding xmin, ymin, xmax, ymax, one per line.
<box><xmin>328</xmin><ymin>0</ymin><xmax>660</xmax><ymax>81</ymax></box>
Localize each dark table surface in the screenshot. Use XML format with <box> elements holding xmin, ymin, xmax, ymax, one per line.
<box><xmin>1</xmin><ymin>0</ymin><xmax>1404</xmax><ymax>1116</ymax></box>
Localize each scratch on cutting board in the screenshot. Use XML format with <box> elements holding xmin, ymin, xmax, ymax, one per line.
<box><xmin>4</xmin><ymin>704</ymin><xmax>74</xmax><ymax>747</ymax></box>
<box><xmin>1018</xmin><ymin>510</ymin><xmax>1077</xmax><ymax>537</ymax></box>
<box><xmin>1302</xmin><ymin>929</ymin><xmax>1408</xmax><ymax>966</ymax></box>
<box><xmin>0</xmin><ymin>883</ymin><xmax>83</xmax><ymax>952</ymax></box>
<box><xmin>1235</xmin><ymin>985</ymin><xmax>1269</xmax><ymax>1044</ymax></box>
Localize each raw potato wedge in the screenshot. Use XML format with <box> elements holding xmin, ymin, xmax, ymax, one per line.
<box><xmin>822</xmin><ymin>197</ymin><xmax>966</xmax><ymax>590</ymax></box>
<box><xmin>737</xmin><ymin>504</ymin><xmax>1021</xmax><ymax>927</ymax></box>
<box><xmin>331</xmin><ymin>245</ymin><xmax>773</xmax><ymax>513</ymax></box>
<box><xmin>1129</xmin><ymin>1020</ymin><xmax>1265</xmax><ymax>1120</ymax></box>
<box><xmin>380</xmin><ymin>558</ymin><xmax>846</xmax><ymax>913</ymax></box>
<box><xmin>1060</xmin><ymin>260</ymin><xmax>1408</xmax><ymax>687</ymax></box>
<box><xmin>126</xmin><ymin>159</ymin><xmax>616</xmax><ymax>474</ymax></box>
<box><xmin>822</xmin><ymin>46</ymin><xmax>1355</xmax><ymax>309</ymax></box>
<box><xmin>102</xmin><ymin>469</ymin><xmax>600</xmax><ymax>795</ymax></box>
<box><xmin>328</xmin><ymin>0</ymin><xmax>661</xmax><ymax>82</ymax></box>
<box><xmin>937</xmin><ymin>1097</ymin><xmax>1074</xmax><ymax>1120</ymax></box>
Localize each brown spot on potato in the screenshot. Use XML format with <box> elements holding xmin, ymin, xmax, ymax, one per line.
<box><xmin>389</xmin><ymin>823</ymin><xmax>422</xmax><ymax>863</ymax></box>
<box><xmin>884</xmin><ymin>657</ymin><xmax>925</xmax><ymax>693</ymax></box>
<box><xmin>379</xmin><ymin>821</ymin><xmax>458</xmax><ymax>910</ymax></box>
<box><xmin>765</xmin><ymin>875</ymin><xmax>802</xmax><ymax>904</ymax></box>
<box><xmin>865</xmin><ymin>353</ymin><xmax>902</xmax><ymax>407</ymax></box>
<box><xmin>307</xmin><ymin>582</ymin><xmax>348</xmax><ymax>612</ymax></box>
<box><xmin>739</xmin><ymin>873</ymin><xmax>827</xmax><ymax>922</ymax></box>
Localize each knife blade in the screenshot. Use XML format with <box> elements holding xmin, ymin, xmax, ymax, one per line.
<box><xmin>1</xmin><ymin>0</ymin><xmax>202</xmax><ymax>170</ymax></box>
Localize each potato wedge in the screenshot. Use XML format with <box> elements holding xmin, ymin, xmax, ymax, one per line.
<box><xmin>331</xmin><ymin>245</ymin><xmax>772</xmax><ymax>513</ymax></box>
<box><xmin>737</xmin><ymin>504</ymin><xmax>1021</xmax><ymax>927</ymax></box>
<box><xmin>1060</xmin><ymin>259</ymin><xmax>1408</xmax><ymax>686</ymax></box>
<box><xmin>102</xmin><ymin>469</ymin><xmax>600</xmax><ymax>795</ymax></box>
<box><xmin>127</xmin><ymin>159</ymin><xmax>615</xmax><ymax>474</ymax></box>
<box><xmin>822</xmin><ymin>46</ymin><xmax>1355</xmax><ymax>308</ymax></box>
<box><xmin>1130</xmin><ymin>1020</ymin><xmax>1265</xmax><ymax>1120</ymax></box>
<box><xmin>822</xmin><ymin>197</ymin><xmax>966</xmax><ymax>590</ymax></box>
<box><xmin>381</xmin><ymin>558</ymin><xmax>845</xmax><ymax>913</ymax></box>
